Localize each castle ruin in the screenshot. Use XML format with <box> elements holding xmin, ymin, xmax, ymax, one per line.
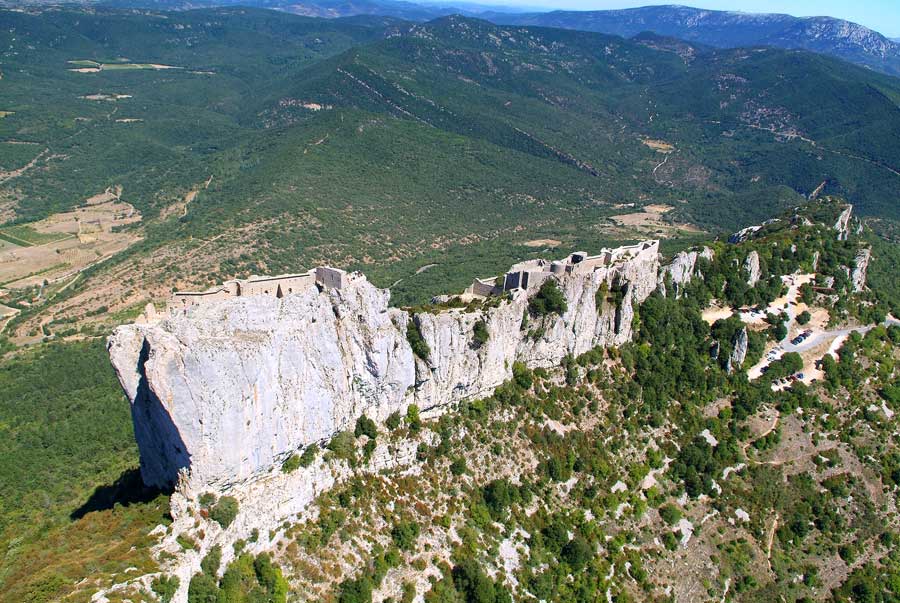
<box><xmin>462</xmin><ymin>240</ymin><xmax>659</xmax><ymax>299</ymax></box>
<box><xmin>163</xmin><ymin>241</ymin><xmax>660</xmax><ymax>314</ymax></box>
<box><xmin>167</xmin><ymin>266</ymin><xmax>347</xmax><ymax>312</ymax></box>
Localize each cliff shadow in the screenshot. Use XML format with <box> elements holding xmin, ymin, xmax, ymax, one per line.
<box><xmin>131</xmin><ymin>338</ymin><xmax>192</xmax><ymax>491</ymax></box>
<box><xmin>70</xmin><ymin>467</ymin><xmax>166</xmax><ymax>520</ymax></box>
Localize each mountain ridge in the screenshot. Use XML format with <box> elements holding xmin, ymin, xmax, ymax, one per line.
<box><xmin>487</xmin><ymin>4</ymin><xmax>900</xmax><ymax>77</ymax></box>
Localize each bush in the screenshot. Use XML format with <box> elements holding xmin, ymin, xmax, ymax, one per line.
<box><xmin>561</xmin><ymin>535</ymin><xmax>592</xmax><ymax>569</ymax></box>
<box><xmin>338</xmin><ymin>575</ymin><xmax>374</xmax><ymax>603</ymax></box>
<box><xmin>528</xmin><ymin>279</ymin><xmax>567</xmax><ymax>317</ymax></box>
<box><xmin>452</xmin><ymin>560</ymin><xmax>508</xmax><ymax>603</ymax></box>
<box><xmin>210</xmin><ymin>496</ymin><xmax>239</xmax><ymax>529</ymax></box>
<box><xmin>406</xmin><ymin>405</ymin><xmax>422</xmax><ymax>434</ymax></box>
<box><xmin>483</xmin><ymin>479</ymin><xmax>517</xmax><ymax>518</ymax></box>
<box><xmin>327</xmin><ymin>430</ymin><xmax>358</xmax><ymax>465</ymax></box>
<box><xmin>253</xmin><ymin>553</ymin><xmax>289</xmax><ymax>603</ymax></box>
<box><xmin>151</xmin><ymin>575</ymin><xmax>180</xmax><ymax>603</ymax></box>
<box><xmin>281</xmin><ymin>454</ymin><xmax>301</xmax><ymax>473</ymax></box>
<box><xmin>658</xmin><ymin>504</ymin><xmax>682</xmax><ymax>526</ymax></box>
<box><xmin>188</xmin><ymin>572</ymin><xmax>219</xmax><ymax>603</ymax></box>
<box><xmin>391</xmin><ymin>520</ymin><xmax>421</xmax><ymax>551</ymax></box>
<box><xmin>450</xmin><ymin>457</ymin><xmax>467</xmax><ymax>476</ymax></box>
<box><xmin>512</xmin><ymin>361</ymin><xmax>533</xmax><ymax>391</ymax></box>
<box><xmin>406</xmin><ymin>319</ymin><xmax>430</xmax><ymax>361</ymax></box>
<box><xmin>797</xmin><ymin>310</ymin><xmax>811</xmax><ymax>325</ymax></box>
<box><xmin>386</xmin><ymin>411</ymin><xmax>403</xmax><ymax>431</ymax></box>
<box><xmin>662</xmin><ymin>531</ymin><xmax>678</xmax><ymax>551</ymax></box>
<box><xmin>199</xmin><ymin>492</ymin><xmax>217</xmax><ymax>509</ymax></box>
<box><xmin>472</xmin><ymin>320</ymin><xmax>489</xmax><ymax>347</ymax></box>
<box><xmin>200</xmin><ymin>544</ymin><xmax>222</xmax><ymax>576</ymax></box>
<box><xmin>355</xmin><ymin>415</ymin><xmax>378</xmax><ymax>439</ymax></box>
<box><xmin>299</xmin><ymin>444</ymin><xmax>318</xmax><ymax>467</ymax></box>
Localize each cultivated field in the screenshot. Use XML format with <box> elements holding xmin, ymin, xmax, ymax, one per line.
<box><xmin>0</xmin><ymin>193</ymin><xmax>141</xmax><ymax>290</ymax></box>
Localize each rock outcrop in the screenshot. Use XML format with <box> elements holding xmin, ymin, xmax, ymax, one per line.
<box><xmin>109</xmin><ymin>245</ymin><xmax>660</xmax><ymax>492</ymax></box>
<box><xmin>743</xmin><ymin>250</ymin><xmax>761</xmax><ymax>286</ymax></box>
<box><xmin>728</xmin><ymin>225</ymin><xmax>762</xmax><ymax>244</ymax></box>
<box><xmin>726</xmin><ymin>327</ymin><xmax>748</xmax><ymax>374</ymax></box>
<box><xmin>834</xmin><ymin>205</ymin><xmax>853</xmax><ymax>241</ymax></box>
<box><xmin>108</xmin><ymin>277</ymin><xmax>415</xmax><ymax>491</ymax></box>
<box><xmin>657</xmin><ymin>246</ymin><xmax>713</xmax><ymax>298</ymax></box>
<box><xmin>852</xmin><ymin>247</ymin><xmax>871</xmax><ymax>292</ymax></box>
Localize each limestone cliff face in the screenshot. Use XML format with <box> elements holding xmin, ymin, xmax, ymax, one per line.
<box><xmin>743</xmin><ymin>250</ymin><xmax>761</xmax><ymax>286</ymax></box>
<box><xmin>852</xmin><ymin>248</ymin><xmax>871</xmax><ymax>293</ymax></box>
<box><xmin>108</xmin><ymin>280</ymin><xmax>415</xmax><ymax>491</ymax></box>
<box><xmin>657</xmin><ymin>246</ymin><xmax>713</xmax><ymax>297</ymax></box>
<box><xmin>726</xmin><ymin>327</ymin><xmax>748</xmax><ymax>374</ymax></box>
<box><xmin>108</xmin><ymin>249</ymin><xmax>660</xmax><ymax>492</ymax></box>
<box><xmin>414</xmin><ymin>253</ymin><xmax>658</xmax><ymax>408</ymax></box>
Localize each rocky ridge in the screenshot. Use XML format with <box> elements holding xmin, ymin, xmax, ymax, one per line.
<box><xmin>108</xmin><ymin>242</ymin><xmax>662</xmax><ymax>493</ymax></box>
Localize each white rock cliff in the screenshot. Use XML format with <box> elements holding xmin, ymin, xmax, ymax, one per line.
<box><xmin>108</xmin><ymin>245</ymin><xmax>661</xmax><ymax>492</ymax></box>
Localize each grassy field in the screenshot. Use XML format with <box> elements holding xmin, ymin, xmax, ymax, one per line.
<box><xmin>0</xmin><ymin>225</ymin><xmax>70</xmax><ymax>247</ymax></box>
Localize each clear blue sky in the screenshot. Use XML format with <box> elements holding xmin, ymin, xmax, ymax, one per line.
<box><xmin>482</xmin><ymin>1</ymin><xmax>900</xmax><ymax>38</ymax></box>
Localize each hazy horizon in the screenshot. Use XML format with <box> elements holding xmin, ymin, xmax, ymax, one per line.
<box><xmin>425</xmin><ymin>1</ymin><xmax>900</xmax><ymax>38</ymax></box>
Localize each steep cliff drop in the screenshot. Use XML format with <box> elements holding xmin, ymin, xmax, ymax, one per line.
<box><xmin>108</xmin><ymin>242</ymin><xmax>661</xmax><ymax>494</ymax></box>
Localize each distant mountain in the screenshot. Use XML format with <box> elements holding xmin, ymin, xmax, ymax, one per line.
<box><xmin>487</xmin><ymin>5</ymin><xmax>900</xmax><ymax>77</ymax></box>
<box><xmin>99</xmin><ymin>0</ymin><xmax>520</xmax><ymax>20</ymax></box>
<box><xmin>23</xmin><ymin>0</ymin><xmax>896</xmax><ymax>76</ymax></box>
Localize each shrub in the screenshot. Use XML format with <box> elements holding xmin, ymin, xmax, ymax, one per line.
<box><xmin>406</xmin><ymin>405</ymin><xmax>422</xmax><ymax>434</ymax></box>
<box><xmin>561</xmin><ymin>535</ymin><xmax>592</xmax><ymax>569</ymax></box>
<box><xmin>483</xmin><ymin>479</ymin><xmax>517</xmax><ymax>518</ymax></box>
<box><xmin>327</xmin><ymin>431</ymin><xmax>358</xmax><ymax>465</ymax></box>
<box><xmin>210</xmin><ymin>496</ymin><xmax>239</xmax><ymax>529</ymax></box>
<box><xmin>542</xmin><ymin>520</ymin><xmax>569</xmax><ymax>553</ymax></box>
<box><xmin>528</xmin><ymin>279</ymin><xmax>567</xmax><ymax>317</ymax></box>
<box><xmin>386</xmin><ymin>411</ymin><xmax>403</xmax><ymax>431</ymax></box>
<box><xmin>200</xmin><ymin>544</ymin><xmax>222</xmax><ymax>576</ymax></box>
<box><xmin>512</xmin><ymin>362</ymin><xmax>532</xmax><ymax>391</ymax></box>
<box><xmin>355</xmin><ymin>415</ymin><xmax>378</xmax><ymax>439</ymax></box>
<box><xmin>177</xmin><ymin>533</ymin><xmax>198</xmax><ymax>551</ymax></box>
<box><xmin>187</xmin><ymin>572</ymin><xmax>219</xmax><ymax>603</ymax></box>
<box><xmin>406</xmin><ymin>319</ymin><xmax>430</xmax><ymax>361</ymax></box>
<box><xmin>338</xmin><ymin>575</ymin><xmax>374</xmax><ymax>603</ymax></box>
<box><xmin>199</xmin><ymin>492</ymin><xmax>217</xmax><ymax>509</ymax></box>
<box><xmin>658</xmin><ymin>504</ymin><xmax>682</xmax><ymax>526</ymax></box>
<box><xmin>253</xmin><ymin>553</ymin><xmax>289</xmax><ymax>603</ymax></box>
<box><xmin>662</xmin><ymin>531</ymin><xmax>678</xmax><ymax>551</ymax></box>
<box><xmin>797</xmin><ymin>310</ymin><xmax>811</xmax><ymax>325</ymax></box>
<box><xmin>151</xmin><ymin>575</ymin><xmax>180</xmax><ymax>603</ymax></box>
<box><xmin>391</xmin><ymin>520</ymin><xmax>421</xmax><ymax>552</ymax></box>
<box><xmin>472</xmin><ymin>320</ymin><xmax>489</xmax><ymax>347</ymax></box>
<box><xmin>450</xmin><ymin>457</ymin><xmax>467</xmax><ymax>476</ymax></box>
<box><xmin>452</xmin><ymin>560</ymin><xmax>507</xmax><ymax>603</ymax></box>
<box><xmin>299</xmin><ymin>444</ymin><xmax>318</xmax><ymax>467</ymax></box>
<box><xmin>281</xmin><ymin>454</ymin><xmax>301</xmax><ymax>473</ymax></box>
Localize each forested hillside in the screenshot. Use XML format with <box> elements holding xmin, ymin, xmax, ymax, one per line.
<box><xmin>2</xmin><ymin>8</ymin><xmax>900</xmax><ymax>335</ymax></box>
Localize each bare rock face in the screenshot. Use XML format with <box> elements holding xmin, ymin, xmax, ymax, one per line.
<box><xmin>852</xmin><ymin>247</ymin><xmax>871</xmax><ymax>292</ymax></box>
<box><xmin>726</xmin><ymin>327</ymin><xmax>748</xmax><ymax>374</ymax></box>
<box><xmin>834</xmin><ymin>205</ymin><xmax>853</xmax><ymax>241</ymax></box>
<box><xmin>743</xmin><ymin>250</ymin><xmax>761</xmax><ymax>286</ymax></box>
<box><xmin>657</xmin><ymin>247</ymin><xmax>714</xmax><ymax>298</ymax></box>
<box><xmin>728</xmin><ymin>225</ymin><xmax>762</xmax><ymax>244</ymax></box>
<box><xmin>108</xmin><ymin>249</ymin><xmax>660</xmax><ymax>493</ymax></box>
<box><xmin>108</xmin><ymin>279</ymin><xmax>415</xmax><ymax>491</ymax></box>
